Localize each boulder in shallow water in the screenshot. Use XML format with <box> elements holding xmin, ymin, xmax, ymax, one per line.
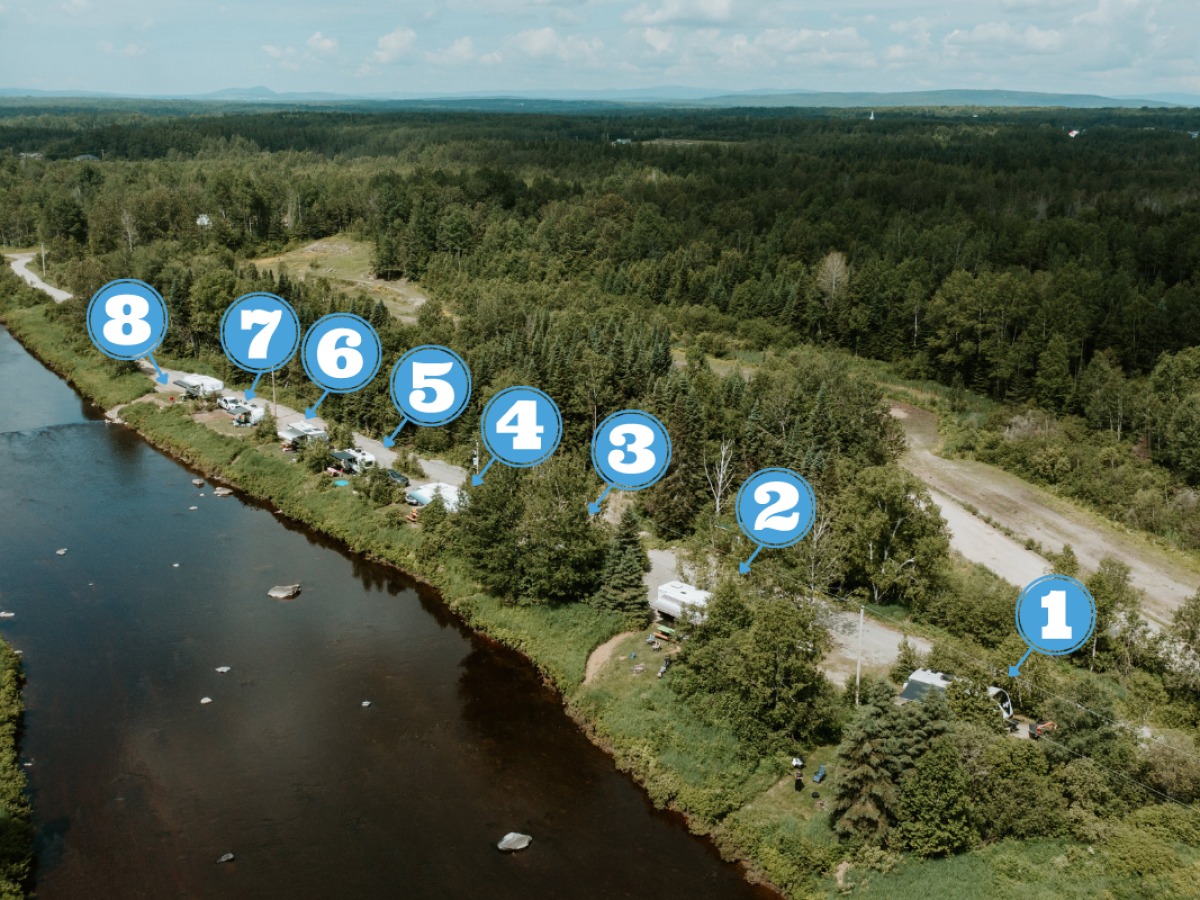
<box><xmin>216</xmin><ymin>852</ymin><xmax>235</xmax><ymax>864</ymax></box>
<box><xmin>215</xmin><ymin>667</ymin><xmax>231</xmax><ymax>674</ymax></box>
<box><xmin>200</xmin><ymin>697</ymin><xmax>213</xmax><ymax>704</ymax></box>
<box><xmin>497</xmin><ymin>833</ymin><xmax>532</xmax><ymax>852</ymax></box>
<box><xmin>213</xmin><ymin>487</ymin><xmax>233</xmax><ymax>497</ymax></box>
<box><xmin>268</xmin><ymin>584</ymin><xmax>301</xmax><ymax>600</ymax></box>
<box><xmin>192</xmin><ymin>479</ymin><xmax>204</xmax><ymax>487</ymax></box>
<box><xmin>56</xmin><ymin>549</ymin><xmax>67</xmax><ymax>556</ymax></box>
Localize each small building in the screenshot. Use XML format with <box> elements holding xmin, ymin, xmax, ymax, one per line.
<box><xmin>651</xmin><ymin>581</ymin><xmax>710</xmax><ymax>623</ymax></box>
<box><xmin>73</xmin><ymin>153</ymin><xmax>101</xmax><ymax>161</ymax></box>
<box><xmin>196</xmin><ymin>214</ymin><xmax>211</xmax><ymax>227</ymax></box>
<box><xmin>18</xmin><ymin>152</ymin><xmax>43</xmax><ymax>160</ymax></box>
<box><xmin>899</xmin><ymin>668</ymin><xmax>1013</xmax><ymax>719</ymax></box>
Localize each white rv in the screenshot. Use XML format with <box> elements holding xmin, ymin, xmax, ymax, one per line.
<box><xmin>651</xmin><ymin>581</ymin><xmax>711</xmax><ymax>623</ymax></box>
<box><xmin>172</xmin><ymin>374</ymin><xmax>225</xmax><ymax>398</ymax></box>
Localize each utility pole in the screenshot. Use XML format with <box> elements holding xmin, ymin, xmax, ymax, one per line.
<box><xmin>855</xmin><ymin>606</ymin><xmax>864</xmax><ymax>707</ymax></box>
<box><xmin>40</xmin><ymin>243</ymin><xmax>45</xmax><ymax>278</ymax></box>
<box><xmin>271</xmin><ymin>369</ymin><xmax>277</xmax><ymax>419</ymax></box>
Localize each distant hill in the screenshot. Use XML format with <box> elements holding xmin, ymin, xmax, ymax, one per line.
<box><xmin>0</xmin><ymin>85</ymin><xmax>1184</xmax><ymax>109</ymax></box>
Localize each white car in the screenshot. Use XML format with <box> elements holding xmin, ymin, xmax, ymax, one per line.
<box><xmin>217</xmin><ymin>396</ymin><xmax>244</xmax><ymax>413</ymax></box>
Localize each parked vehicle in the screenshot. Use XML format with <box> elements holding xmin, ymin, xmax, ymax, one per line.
<box><xmin>173</xmin><ymin>375</ymin><xmax>224</xmax><ymax>398</ymax></box>
<box><xmin>384</xmin><ymin>469</ymin><xmax>410</xmax><ymax>487</ymax></box>
<box><xmin>217</xmin><ymin>396</ymin><xmax>244</xmax><ymax>413</ymax></box>
<box><xmin>232</xmin><ymin>404</ymin><xmax>265</xmax><ymax>426</ymax></box>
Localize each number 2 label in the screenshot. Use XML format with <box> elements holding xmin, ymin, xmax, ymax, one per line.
<box><xmin>736</xmin><ymin>468</ymin><xmax>815</xmax><ymax>550</ymax></box>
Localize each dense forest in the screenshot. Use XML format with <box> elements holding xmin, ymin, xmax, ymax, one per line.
<box><xmin>4</xmin><ymin>104</ymin><xmax>1200</xmax><ymax>896</ymax></box>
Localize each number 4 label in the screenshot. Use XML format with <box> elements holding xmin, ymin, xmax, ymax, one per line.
<box><xmin>496</xmin><ymin>399</ymin><xmax>544</xmax><ymax>449</ymax></box>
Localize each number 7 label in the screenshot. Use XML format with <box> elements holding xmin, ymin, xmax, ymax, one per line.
<box><xmin>220</xmin><ymin>293</ymin><xmax>301</xmax><ymax>399</ymax></box>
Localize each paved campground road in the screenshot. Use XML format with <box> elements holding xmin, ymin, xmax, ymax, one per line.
<box><xmin>892</xmin><ymin>401</ymin><xmax>1199</xmax><ymax>626</ymax></box>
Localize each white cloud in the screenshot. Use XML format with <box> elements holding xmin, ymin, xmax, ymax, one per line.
<box><xmin>306</xmin><ymin>31</ymin><xmax>338</xmax><ymax>55</ymax></box>
<box><xmin>624</xmin><ymin>0</ymin><xmax>732</xmax><ymax>26</ymax></box>
<box><xmin>373</xmin><ymin>27</ymin><xmax>417</xmax><ymax>64</ymax></box>
<box><xmin>261</xmin><ymin>45</ymin><xmax>294</xmax><ymax>60</ymax></box>
<box><xmin>1073</xmin><ymin>0</ymin><xmax>1143</xmax><ymax>26</ymax></box>
<box><xmin>98</xmin><ymin>41</ymin><xmax>146</xmax><ymax>57</ymax></box>
<box><xmin>944</xmin><ymin>22</ymin><xmax>1064</xmax><ymax>56</ymax></box>
<box><xmin>513</xmin><ymin>27</ymin><xmax>602</xmax><ymax>63</ymax></box>
<box><xmin>643</xmin><ymin>27</ymin><xmax>672</xmax><ymax>54</ymax></box>
<box><xmin>426</xmin><ymin>36</ymin><xmax>475</xmax><ymax>65</ymax></box>
<box><xmin>480</xmin><ymin>50</ymin><xmax>503</xmax><ymax>65</ymax></box>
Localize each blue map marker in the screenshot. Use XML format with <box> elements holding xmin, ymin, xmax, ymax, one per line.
<box><xmin>386</xmin><ymin>345</ymin><xmax>472</xmax><ymax>447</ymax></box>
<box><xmin>219</xmin><ymin>293</ymin><xmax>300</xmax><ymax>400</ymax></box>
<box><xmin>300</xmin><ymin>314</ymin><xmax>382</xmax><ymax>419</ymax></box>
<box><xmin>1009</xmin><ymin>575</ymin><xmax>1096</xmax><ymax>676</ymax></box>
<box><xmin>734</xmin><ymin>468</ymin><xmax>816</xmax><ymax>573</ymax></box>
<box><xmin>588</xmin><ymin>410</ymin><xmax>671</xmax><ymax>513</ymax></box>
<box><xmin>475</xmin><ymin>386</ymin><xmax>562</xmax><ymax>485</ymax></box>
<box><xmin>86</xmin><ymin>279</ymin><xmax>170</xmax><ymax>382</ymax></box>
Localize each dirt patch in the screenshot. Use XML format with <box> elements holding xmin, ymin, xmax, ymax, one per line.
<box><xmin>585</xmin><ymin>631</ymin><xmax>641</xmax><ymax>684</ymax></box>
<box><xmin>891</xmin><ymin>401</ymin><xmax>1200</xmax><ymax>625</ymax></box>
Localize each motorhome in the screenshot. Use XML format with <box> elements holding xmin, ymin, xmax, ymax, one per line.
<box><xmin>651</xmin><ymin>581</ymin><xmax>711</xmax><ymax>623</ymax></box>
<box><xmin>172</xmin><ymin>375</ymin><xmax>225</xmax><ymax>398</ymax></box>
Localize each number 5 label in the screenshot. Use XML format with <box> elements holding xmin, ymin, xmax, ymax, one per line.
<box><xmin>87</xmin><ymin>279</ymin><xmax>169</xmax><ymax>361</ymax></box>
<box><xmin>736</xmin><ymin>468</ymin><xmax>816</xmax><ymax>549</ymax></box>
<box><xmin>481</xmin><ymin>387</ymin><xmax>562</xmax><ymax>471</ymax></box>
<box><xmin>220</xmin><ymin>293</ymin><xmax>300</xmax><ymax>374</ymax></box>
<box><xmin>389</xmin><ymin>345</ymin><xmax>472</xmax><ymax>427</ymax></box>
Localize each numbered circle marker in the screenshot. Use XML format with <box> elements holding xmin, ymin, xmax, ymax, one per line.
<box><xmin>86</xmin><ymin>279</ymin><xmax>169</xmax><ymax>361</ymax></box>
<box><xmin>591</xmin><ymin>410</ymin><xmax>671</xmax><ymax>490</ymax></box>
<box><xmin>1016</xmin><ymin>575</ymin><xmax>1095</xmax><ymax>656</ymax></box>
<box><xmin>482</xmin><ymin>386</ymin><xmax>562</xmax><ymax>467</ymax></box>
<box><xmin>735</xmin><ymin>468</ymin><xmax>816</xmax><ymax>549</ymax></box>
<box><xmin>389</xmin><ymin>345</ymin><xmax>472</xmax><ymax>426</ymax></box>
<box><xmin>220</xmin><ymin>293</ymin><xmax>300</xmax><ymax>373</ymax></box>
<box><xmin>301</xmin><ymin>313</ymin><xmax>382</xmax><ymax>394</ymax></box>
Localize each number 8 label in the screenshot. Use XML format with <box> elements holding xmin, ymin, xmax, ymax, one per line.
<box><xmin>87</xmin><ymin>279</ymin><xmax>169</xmax><ymax>361</ymax></box>
<box><xmin>482</xmin><ymin>387</ymin><xmax>562</xmax><ymax>468</ymax></box>
<box><xmin>591</xmin><ymin>410</ymin><xmax>671</xmax><ymax>490</ymax></box>
<box><xmin>735</xmin><ymin>468</ymin><xmax>816</xmax><ymax>549</ymax></box>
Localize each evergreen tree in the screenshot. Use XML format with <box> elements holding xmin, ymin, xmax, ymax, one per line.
<box><xmin>1036</xmin><ymin>334</ymin><xmax>1074</xmax><ymax>413</ymax></box>
<box><xmin>592</xmin><ymin>509</ymin><xmax>651</xmax><ymax>626</ymax></box>
<box><xmin>895</xmin><ymin>736</ymin><xmax>978</xmax><ymax>857</ymax></box>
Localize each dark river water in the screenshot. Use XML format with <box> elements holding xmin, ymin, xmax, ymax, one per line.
<box><xmin>0</xmin><ymin>326</ymin><xmax>775</xmax><ymax>900</ymax></box>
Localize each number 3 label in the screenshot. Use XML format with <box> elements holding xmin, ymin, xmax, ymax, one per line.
<box><xmin>736</xmin><ymin>469</ymin><xmax>815</xmax><ymax>548</ymax></box>
<box><xmin>220</xmin><ymin>293</ymin><xmax>300</xmax><ymax>374</ymax></box>
<box><xmin>390</xmin><ymin>345</ymin><xmax>472</xmax><ymax>426</ymax></box>
<box><xmin>87</xmin><ymin>279</ymin><xmax>169</xmax><ymax>360</ymax></box>
<box><xmin>482</xmin><ymin>386</ymin><xmax>561</xmax><ymax>467</ymax></box>
<box><xmin>591</xmin><ymin>410</ymin><xmax>671</xmax><ymax>490</ymax></box>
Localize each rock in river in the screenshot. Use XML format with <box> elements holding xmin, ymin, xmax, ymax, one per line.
<box><xmin>268</xmin><ymin>584</ymin><xmax>301</xmax><ymax>600</ymax></box>
<box><xmin>497</xmin><ymin>833</ymin><xmax>532</xmax><ymax>852</ymax></box>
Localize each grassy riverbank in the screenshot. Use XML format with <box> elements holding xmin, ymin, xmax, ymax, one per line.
<box><xmin>6</xmin><ymin>280</ymin><xmax>1200</xmax><ymax>900</ymax></box>
<box><xmin>0</xmin><ymin>644</ymin><xmax>32</xmax><ymax>900</ymax></box>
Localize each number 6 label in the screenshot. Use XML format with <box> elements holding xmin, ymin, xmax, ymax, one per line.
<box><xmin>476</xmin><ymin>387</ymin><xmax>562</xmax><ymax>483</ymax></box>
<box><xmin>220</xmin><ymin>293</ymin><xmax>300</xmax><ymax>399</ymax></box>
<box><xmin>300</xmin><ymin>313</ymin><xmax>382</xmax><ymax>417</ymax></box>
<box><xmin>86</xmin><ymin>279</ymin><xmax>169</xmax><ymax>361</ymax></box>
<box><xmin>735</xmin><ymin>468</ymin><xmax>816</xmax><ymax>572</ymax></box>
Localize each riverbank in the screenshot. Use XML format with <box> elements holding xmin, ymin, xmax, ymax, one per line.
<box><xmin>0</xmin><ymin>644</ymin><xmax>31</xmax><ymax>900</ymax></box>
<box><xmin>0</xmin><ymin>290</ymin><xmax>820</xmax><ymax>897</ymax></box>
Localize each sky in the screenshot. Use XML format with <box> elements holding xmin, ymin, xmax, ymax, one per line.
<box><xmin>1</xmin><ymin>0</ymin><xmax>1197</xmax><ymax>98</ymax></box>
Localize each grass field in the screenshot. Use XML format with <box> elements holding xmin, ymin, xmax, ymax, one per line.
<box><xmin>252</xmin><ymin>236</ymin><xmax>427</xmax><ymax>322</ymax></box>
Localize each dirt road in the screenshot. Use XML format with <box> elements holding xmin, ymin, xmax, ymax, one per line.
<box><xmin>892</xmin><ymin>402</ymin><xmax>1199</xmax><ymax>625</ymax></box>
<box><xmin>7</xmin><ymin>252</ymin><xmax>73</xmax><ymax>302</ymax></box>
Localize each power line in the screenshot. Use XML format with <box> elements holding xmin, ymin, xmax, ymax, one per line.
<box><xmin>1039</xmin><ymin>735</ymin><xmax>1197</xmax><ymax>814</ymax></box>
<box><xmin>821</xmin><ymin>593</ymin><xmax>1200</xmax><ymax>767</ymax></box>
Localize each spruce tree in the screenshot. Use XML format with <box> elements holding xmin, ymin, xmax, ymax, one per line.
<box><xmin>592</xmin><ymin>508</ymin><xmax>651</xmax><ymax>626</ymax></box>
<box><xmin>895</xmin><ymin>736</ymin><xmax>978</xmax><ymax>857</ymax></box>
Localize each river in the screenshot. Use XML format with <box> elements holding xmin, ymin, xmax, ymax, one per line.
<box><xmin>0</xmin><ymin>326</ymin><xmax>776</xmax><ymax>900</ymax></box>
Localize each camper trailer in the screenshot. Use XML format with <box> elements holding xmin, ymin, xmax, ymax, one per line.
<box><xmin>651</xmin><ymin>581</ymin><xmax>711</xmax><ymax>623</ymax></box>
<box><xmin>278</xmin><ymin>422</ymin><xmax>327</xmax><ymax>449</ymax></box>
<box><xmin>172</xmin><ymin>375</ymin><xmax>225</xmax><ymax>398</ymax></box>
<box><xmin>899</xmin><ymin>669</ymin><xmax>1013</xmax><ymax>720</ymax></box>
<box><xmin>231</xmin><ymin>404</ymin><xmax>265</xmax><ymax>427</ymax></box>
